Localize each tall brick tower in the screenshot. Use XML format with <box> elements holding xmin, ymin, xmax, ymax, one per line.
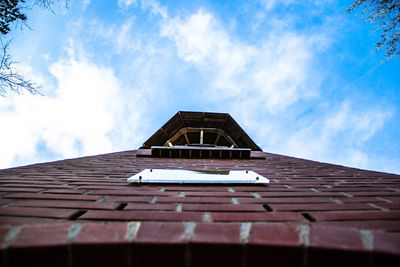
<box><xmin>0</xmin><ymin>111</ymin><xmax>399</xmax><ymax>267</ymax></box>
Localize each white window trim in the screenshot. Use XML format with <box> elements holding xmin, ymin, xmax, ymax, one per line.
<box><xmin>127</xmin><ymin>169</ymin><xmax>269</xmax><ymax>185</ymax></box>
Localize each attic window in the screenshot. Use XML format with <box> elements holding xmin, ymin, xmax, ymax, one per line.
<box><xmin>127</xmin><ymin>169</ymin><xmax>269</xmax><ymax>185</ymax></box>
<box><xmin>151</xmin><ymin>146</ymin><xmax>251</xmax><ymax>159</ymax></box>
<box><xmin>140</xmin><ymin>112</ymin><xmax>263</xmax><ymax>159</ymax></box>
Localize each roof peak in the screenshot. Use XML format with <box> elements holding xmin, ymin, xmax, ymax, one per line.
<box><xmin>142</xmin><ymin>111</ymin><xmax>261</xmax><ymax>151</ymax></box>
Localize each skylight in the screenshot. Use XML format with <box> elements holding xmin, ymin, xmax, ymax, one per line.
<box><xmin>127</xmin><ymin>169</ymin><xmax>269</xmax><ymax>184</ymax></box>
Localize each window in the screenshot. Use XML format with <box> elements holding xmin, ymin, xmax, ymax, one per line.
<box><xmin>140</xmin><ymin>111</ymin><xmax>265</xmax><ymax>160</ymax></box>
<box><xmin>127</xmin><ymin>169</ymin><xmax>269</xmax><ymax>185</ymax></box>
<box><xmin>150</xmin><ymin>146</ymin><xmax>251</xmax><ymax>159</ymax></box>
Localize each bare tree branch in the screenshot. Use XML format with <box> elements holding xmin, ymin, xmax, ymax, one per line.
<box><xmin>33</xmin><ymin>0</ymin><xmax>69</xmax><ymax>13</ymax></box>
<box><xmin>0</xmin><ymin>39</ymin><xmax>40</xmax><ymax>96</ymax></box>
<box><xmin>0</xmin><ymin>0</ymin><xmax>68</xmax><ymax>96</ymax></box>
<box><xmin>347</xmin><ymin>0</ymin><xmax>400</xmax><ymax>60</ymax></box>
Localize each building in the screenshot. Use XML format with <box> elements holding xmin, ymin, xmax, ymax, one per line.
<box><xmin>0</xmin><ymin>111</ymin><xmax>399</xmax><ymax>267</ymax></box>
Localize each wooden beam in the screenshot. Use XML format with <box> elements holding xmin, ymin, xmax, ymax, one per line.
<box><xmin>163</xmin><ymin>127</ymin><xmax>238</xmax><ymax>147</ymax></box>
<box><xmin>184</xmin><ymin>133</ymin><xmax>190</xmax><ymax>144</ymax></box>
<box><xmin>214</xmin><ymin>134</ymin><xmax>221</xmax><ymax>145</ymax></box>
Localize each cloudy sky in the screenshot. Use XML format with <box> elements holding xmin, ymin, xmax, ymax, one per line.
<box><xmin>1</xmin><ymin>0</ymin><xmax>399</xmax><ymax>174</ymax></box>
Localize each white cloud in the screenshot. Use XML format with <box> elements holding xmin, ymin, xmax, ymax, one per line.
<box><xmin>160</xmin><ymin>9</ymin><xmax>319</xmax><ymax>114</ymax></box>
<box><xmin>259</xmin><ymin>0</ymin><xmax>295</xmax><ymax>10</ymax></box>
<box><xmin>115</xmin><ymin>18</ymin><xmax>142</xmax><ymax>53</ymax></box>
<box><xmin>82</xmin><ymin>0</ymin><xmax>91</xmax><ymax>7</ymax></box>
<box><xmin>140</xmin><ymin>0</ymin><xmax>168</xmax><ymax>19</ymax></box>
<box><xmin>154</xmin><ymin>3</ymin><xmax>395</xmax><ymax>172</ymax></box>
<box><xmin>0</xmin><ymin>48</ymin><xmax>145</xmax><ymax>169</ymax></box>
<box><xmin>322</xmin><ymin>102</ymin><xmax>390</xmax><ymax>143</ymax></box>
<box><xmin>118</xmin><ymin>0</ymin><xmax>137</xmax><ymax>8</ymax></box>
<box><xmin>281</xmin><ymin>102</ymin><xmax>393</xmax><ymax>169</ymax></box>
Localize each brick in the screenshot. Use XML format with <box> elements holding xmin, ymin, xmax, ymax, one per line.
<box><xmin>124</xmin><ymin>203</ymin><xmax>177</xmax><ymax>211</ymax></box>
<box><xmin>318</xmin><ymin>187</ymin><xmax>391</xmax><ymax>192</ymax></box>
<box><xmin>114</xmin><ymin>185</ymin><xmax>161</xmax><ymax>191</ymax></box>
<box><xmin>0</xmin><ymin>225</ymin><xmax>11</xmax><ymax>245</ymax></box>
<box><xmin>182</xmin><ymin>203</ymin><xmax>264</xmax><ymax>212</ymax></box>
<box><xmin>309</xmin><ymin>211</ymin><xmax>400</xmax><ymax>221</ymax></box>
<box><xmin>232</xmin><ymin>186</ymin><xmax>299</xmax><ymax>192</ymax></box>
<box><xmin>0</xmin><ymin>199</ymin><xmax>11</xmax><ymax>205</ymax></box>
<box><xmin>321</xmin><ymin>221</ymin><xmax>400</xmax><ymax>231</ymax></box>
<box><xmin>156</xmin><ymin>196</ymin><xmax>232</xmax><ymax>203</ymax></box>
<box><xmin>10</xmin><ymin>223</ymin><xmax>70</xmax><ymax>247</ymax></box>
<box><xmin>43</xmin><ymin>189</ymin><xmax>88</xmax><ymax>194</ymax></box>
<box><xmin>211</xmin><ymin>212</ymin><xmax>306</xmax><ymax>222</ymax></box>
<box><xmin>134</xmin><ymin>222</ymin><xmax>186</xmax><ymax>243</ymax></box>
<box><xmin>0</xmin><ymin>184</ymin><xmax>71</xmax><ymax>189</ymax></box>
<box><xmin>263</xmin><ymin>188</ymin><xmax>316</xmax><ymax>192</ymax></box>
<box><xmin>90</xmin><ymin>190</ymin><xmax>178</xmax><ymax>196</ymax></box>
<box><xmin>184</xmin><ymin>191</ymin><xmax>252</xmax><ymax>197</ymax></box>
<box><xmin>0</xmin><ymin>180</ymin><xmax>63</xmax><ymax>185</ymax></box>
<box><xmin>12</xmin><ymin>200</ymin><xmax>119</xmax><ymax>210</ymax></box>
<box><xmin>3</xmin><ymin>192</ymin><xmax>99</xmax><ymax>201</ymax></box>
<box><xmin>79</xmin><ymin>185</ymin><xmax>136</xmax><ymax>190</ymax></box>
<box><xmin>74</xmin><ymin>222</ymin><xmax>128</xmax><ymax>244</ymax></box>
<box><xmin>371</xmin><ymin>232</ymin><xmax>400</xmax><ymax>267</ymax></box>
<box><xmin>72</xmin><ymin>222</ymin><xmax>129</xmax><ymax>267</ymax></box>
<box><xmin>81</xmin><ymin>210</ymin><xmax>203</xmax><ymax>222</ymax></box>
<box><xmin>373</xmin><ymin>203</ymin><xmax>400</xmax><ymax>210</ymax></box>
<box><xmin>104</xmin><ymin>196</ymin><xmax>153</xmax><ymax>203</ymax></box>
<box><xmin>132</xmin><ymin>222</ymin><xmax>186</xmax><ymax>267</ymax></box>
<box><xmin>0</xmin><ymin>217</ymin><xmax>54</xmax><ymax>225</ymax></box>
<box><xmin>380</xmin><ymin>197</ymin><xmax>400</xmax><ymax>203</ymax></box>
<box><xmin>257</xmin><ymin>192</ymin><xmax>344</xmax><ymax>198</ymax></box>
<box><xmin>249</xmin><ymin>223</ymin><xmax>302</xmax><ymax>246</ymax></box>
<box><xmin>65</xmin><ymin>182</ymin><xmax>126</xmax><ymax>186</ymax></box>
<box><xmin>237</xmin><ymin>197</ymin><xmax>335</xmax><ymax>204</ymax></box>
<box><xmin>191</xmin><ymin>223</ymin><xmax>241</xmax><ymax>244</ymax></box>
<box><xmin>190</xmin><ymin>223</ymin><xmax>242</xmax><ymax>267</ymax></box>
<box><xmin>247</xmin><ymin>223</ymin><xmax>303</xmax><ymax>267</ymax></box>
<box><xmin>0</xmin><ymin>187</ymin><xmax>44</xmax><ymax>193</ymax></box>
<box><xmin>348</xmin><ymin>192</ymin><xmax>400</xmax><ymax>197</ymax></box>
<box><xmin>0</xmin><ymin>206</ymin><xmax>77</xmax><ymax>219</ymax></box>
<box><xmin>309</xmin><ymin>224</ymin><xmax>365</xmax><ymax>251</ymax></box>
<box><xmin>308</xmin><ymin>224</ymin><xmax>369</xmax><ymax>267</ymax></box>
<box><xmin>269</xmin><ymin>203</ymin><xmax>376</xmax><ymax>212</ymax></box>
<box><xmin>135</xmin><ymin>148</ymin><xmax>151</xmax><ymax>157</ymax></box>
<box><xmin>337</xmin><ymin>197</ymin><xmax>385</xmax><ymax>203</ymax></box>
<box><xmin>164</xmin><ymin>186</ymin><xmax>230</xmax><ymax>191</ymax></box>
<box><xmin>373</xmin><ymin>231</ymin><xmax>400</xmax><ymax>255</ymax></box>
<box><xmin>67</xmin><ymin>181</ymin><xmax>127</xmax><ymax>186</ymax></box>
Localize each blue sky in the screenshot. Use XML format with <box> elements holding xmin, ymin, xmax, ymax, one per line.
<box><xmin>0</xmin><ymin>0</ymin><xmax>399</xmax><ymax>174</ymax></box>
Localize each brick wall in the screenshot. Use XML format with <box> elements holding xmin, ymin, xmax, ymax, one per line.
<box><xmin>0</xmin><ymin>150</ymin><xmax>399</xmax><ymax>266</ymax></box>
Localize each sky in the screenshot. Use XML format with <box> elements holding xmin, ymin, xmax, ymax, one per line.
<box><xmin>0</xmin><ymin>0</ymin><xmax>399</xmax><ymax>174</ymax></box>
